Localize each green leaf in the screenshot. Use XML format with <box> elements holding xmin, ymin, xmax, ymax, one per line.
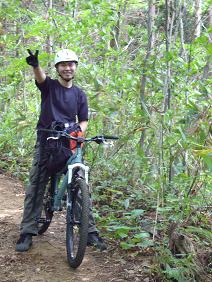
<box><xmin>178</xmin><ymin>126</ymin><xmax>187</xmax><ymax>141</ymax></box>
<box><xmin>186</xmin><ymin>226</ymin><xmax>212</xmax><ymax>242</ymax></box>
<box><xmin>120</xmin><ymin>242</ymin><xmax>135</xmax><ymax>250</ymax></box>
<box><xmin>134</xmin><ymin>232</ymin><xmax>150</xmax><ymax>239</ymax></box>
<box><xmin>136</xmin><ymin>240</ymin><xmax>154</xmax><ymax>248</ymax></box>
<box><xmin>164</xmin><ymin>51</ymin><xmax>174</xmax><ymax>62</ymax></box>
<box><xmin>130</xmin><ymin>209</ymin><xmax>145</xmax><ymax>217</ymax></box>
<box><xmin>194</xmin><ymin>149</ymin><xmax>212</xmax><ymax>171</ymax></box>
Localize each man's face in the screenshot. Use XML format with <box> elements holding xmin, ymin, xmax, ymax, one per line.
<box><xmin>56</xmin><ymin>61</ymin><xmax>77</xmax><ymax>81</ymax></box>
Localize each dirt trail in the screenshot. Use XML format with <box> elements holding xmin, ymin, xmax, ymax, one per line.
<box><xmin>0</xmin><ymin>174</ymin><xmax>152</xmax><ymax>282</ymax></box>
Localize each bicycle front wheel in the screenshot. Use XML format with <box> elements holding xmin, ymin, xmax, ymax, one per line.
<box><xmin>66</xmin><ymin>178</ymin><xmax>89</xmax><ymax>268</ymax></box>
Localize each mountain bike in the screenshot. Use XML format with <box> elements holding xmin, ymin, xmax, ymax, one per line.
<box><xmin>36</xmin><ymin>129</ymin><xmax>118</xmax><ymax>268</ymax></box>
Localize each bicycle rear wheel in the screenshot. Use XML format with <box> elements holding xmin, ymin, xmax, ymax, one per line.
<box><xmin>37</xmin><ymin>175</ymin><xmax>57</xmax><ymax>235</ymax></box>
<box><xmin>66</xmin><ymin>178</ymin><xmax>89</xmax><ymax>268</ymax></box>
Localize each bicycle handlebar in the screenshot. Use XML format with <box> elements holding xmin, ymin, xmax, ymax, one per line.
<box><xmin>37</xmin><ymin>129</ymin><xmax>119</xmax><ymax>144</ymax></box>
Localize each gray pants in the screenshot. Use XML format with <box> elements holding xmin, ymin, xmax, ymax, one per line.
<box><xmin>20</xmin><ymin>143</ymin><xmax>97</xmax><ymax>235</ymax></box>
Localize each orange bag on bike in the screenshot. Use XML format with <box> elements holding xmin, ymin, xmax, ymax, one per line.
<box><xmin>69</xmin><ymin>131</ymin><xmax>84</xmax><ymax>153</ymax></box>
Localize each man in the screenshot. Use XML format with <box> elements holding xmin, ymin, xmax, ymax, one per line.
<box><xmin>16</xmin><ymin>49</ymin><xmax>106</xmax><ymax>252</ymax></box>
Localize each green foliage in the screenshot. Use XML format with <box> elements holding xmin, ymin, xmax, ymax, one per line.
<box><xmin>0</xmin><ymin>0</ymin><xmax>211</xmax><ymax>279</ymax></box>
<box><xmin>185</xmin><ymin>226</ymin><xmax>212</xmax><ymax>244</ymax></box>
<box><xmin>155</xmin><ymin>247</ymin><xmax>199</xmax><ymax>282</ymax></box>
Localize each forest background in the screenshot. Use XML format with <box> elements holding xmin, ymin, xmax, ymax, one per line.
<box><xmin>0</xmin><ymin>0</ymin><xmax>211</xmax><ymax>281</ymax></box>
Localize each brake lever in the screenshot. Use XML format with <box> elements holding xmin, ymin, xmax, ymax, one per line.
<box><xmin>93</xmin><ymin>136</ymin><xmax>104</xmax><ymax>144</ymax></box>
<box><xmin>103</xmin><ymin>140</ymin><xmax>114</xmax><ymax>147</ymax></box>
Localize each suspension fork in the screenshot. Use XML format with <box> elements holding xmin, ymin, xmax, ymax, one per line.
<box><xmin>68</xmin><ymin>164</ymin><xmax>89</xmax><ymax>184</ymax></box>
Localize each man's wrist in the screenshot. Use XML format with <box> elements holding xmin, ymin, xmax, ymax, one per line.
<box><xmin>32</xmin><ymin>63</ymin><xmax>39</xmax><ymax>69</ymax></box>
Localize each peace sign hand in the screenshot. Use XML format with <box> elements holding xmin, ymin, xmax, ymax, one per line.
<box><xmin>26</xmin><ymin>49</ymin><xmax>39</xmax><ymax>68</ymax></box>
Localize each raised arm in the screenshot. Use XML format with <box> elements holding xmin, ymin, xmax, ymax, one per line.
<box><xmin>26</xmin><ymin>49</ymin><xmax>46</xmax><ymax>84</ymax></box>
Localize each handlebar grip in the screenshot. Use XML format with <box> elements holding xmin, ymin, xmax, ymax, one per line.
<box><xmin>103</xmin><ymin>135</ymin><xmax>119</xmax><ymax>140</ymax></box>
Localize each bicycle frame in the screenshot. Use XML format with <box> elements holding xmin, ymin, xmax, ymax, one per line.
<box><xmin>37</xmin><ymin>129</ymin><xmax>118</xmax><ymax>267</ymax></box>
<box><xmin>37</xmin><ymin>129</ymin><xmax>118</xmax><ymax>211</ymax></box>
<box><xmin>53</xmin><ymin>143</ymin><xmax>89</xmax><ymax>211</ymax></box>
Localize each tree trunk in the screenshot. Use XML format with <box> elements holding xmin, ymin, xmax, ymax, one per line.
<box><xmin>203</xmin><ymin>5</ymin><xmax>212</xmax><ymax>80</ymax></box>
<box><xmin>72</xmin><ymin>0</ymin><xmax>78</xmax><ymax>18</ymax></box>
<box><xmin>139</xmin><ymin>0</ymin><xmax>156</xmax><ymax>147</ymax></box>
<box><xmin>179</xmin><ymin>0</ymin><xmax>186</xmax><ymax>58</ymax></box>
<box><xmin>46</xmin><ymin>0</ymin><xmax>53</xmax><ymax>56</ymax></box>
<box><xmin>194</xmin><ymin>0</ymin><xmax>202</xmax><ymax>39</ymax></box>
<box><xmin>109</xmin><ymin>1</ymin><xmax>128</xmax><ymax>49</ymax></box>
<box><xmin>164</xmin><ymin>0</ymin><xmax>173</xmax><ymax>112</ymax></box>
<box><xmin>140</xmin><ymin>0</ymin><xmax>155</xmax><ymax>105</ymax></box>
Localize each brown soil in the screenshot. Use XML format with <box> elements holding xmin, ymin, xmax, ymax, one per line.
<box><xmin>0</xmin><ymin>174</ymin><xmax>153</xmax><ymax>282</ymax></box>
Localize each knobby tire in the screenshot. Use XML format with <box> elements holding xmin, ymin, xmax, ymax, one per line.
<box><xmin>66</xmin><ymin>178</ymin><xmax>89</xmax><ymax>269</ymax></box>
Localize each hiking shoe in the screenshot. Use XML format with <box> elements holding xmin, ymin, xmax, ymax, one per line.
<box><xmin>87</xmin><ymin>232</ymin><xmax>107</xmax><ymax>251</ymax></box>
<box><xmin>15</xmin><ymin>233</ymin><xmax>32</xmax><ymax>252</ymax></box>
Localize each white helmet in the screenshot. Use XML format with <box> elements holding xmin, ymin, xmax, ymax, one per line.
<box><xmin>54</xmin><ymin>49</ymin><xmax>78</xmax><ymax>66</ymax></box>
